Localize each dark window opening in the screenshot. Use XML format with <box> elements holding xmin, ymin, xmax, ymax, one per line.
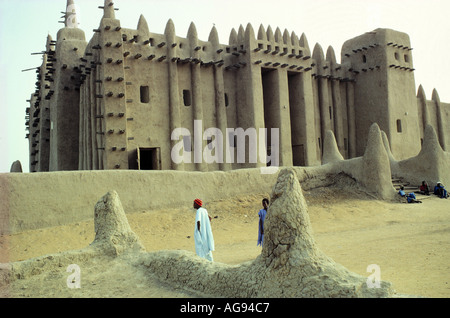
<box><xmin>224</xmin><ymin>93</ymin><xmax>229</xmax><ymax>107</ymax></box>
<box><xmin>183</xmin><ymin>90</ymin><xmax>191</xmax><ymax>106</ymax></box>
<box><xmin>362</xmin><ymin>55</ymin><xmax>367</xmax><ymax>63</ymax></box>
<box><xmin>138</xmin><ymin>148</ymin><xmax>161</xmax><ymax>170</ymax></box>
<box><xmin>404</xmin><ymin>54</ymin><xmax>409</xmax><ymax>63</ymax></box>
<box><xmin>140</xmin><ymin>86</ymin><xmax>149</xmax><ymax>103</ymax></box>
<box><xmin>329</xmin><ymin>106</ymin><xmax>333</xmax><ymax>120</ymax></box>
<box><xmin>396</xmin><ymin>119</ymin><xmax>402</xmax><ymax>133</ymax></box>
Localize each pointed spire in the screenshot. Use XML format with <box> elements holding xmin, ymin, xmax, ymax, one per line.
<box><xmin>137</xmin><ymin>14</ymin><xmax>150</xmax><ymax>35</ymax></box>
<box><xmin>417</xmin><ymin>85</ymin><xmax>430</xmax><ymax>127</ymax></box>
<box><xmin>229</xmin><ymin>28</ymin><xmax>237</xmax><ymax>46</ymax></box>
<box><xmin>282</xmin><ymin>29</ymin><xmax>290</xmax><ymax>45</ymax></box>
<box><xmin>431</xmin><ymin>88</ymin><xmax>446</xmax><ymax>150</ymax></box>
<box><xmin>164</xmin><ymin>18</ymin><xmax>175</xmax><ymax>38</ymax></box>
<box><xmin>266</xmin><ymin>25</ymin><xmax>275</xmax><ymax>42</ymax></box>
<box><xmin>65</xmin><ymin>0</ymin><xmax>79</xmax><ymax>28</ymax></box>
<box><xmin>326</xmin><ymin>46</ymin><xmax>337</xmax><ymax>65</ymax></box>
<box><xmin>417</xmin><ymin>84</ymin><xmax>426</xmax><ymax>100</ymax></box>
<box><xmin>208</xmin><ymin>25</ymin><xmax>219</xmax><ymax>45</ymax></box>
<box><xmin>237</xmin><ymin>25</ymin><xmax>245</xmax><ymax>44</ymax></box>
<box><xmin>312</xmin><ymin>43</ymin><xmax>324</xmax><ymax>63</ymax></box>
<box><xmin>432</xmin><ymin>88</ymin><xmax>440</xmax><ymax>103</ymax></box>
<box><xmin>299</xmin><ymin>33</ymin><xmax>311</xmax><ymax>55</ymax></box>
<box><xmin>274</xmin><ymin>27</ymin><xmax>283</xmax><ymax>43</ymax></box>
<box><xmin>419</xmin><ymin>124</ymin><xmax>444</xmax><ymax>156</ymax></box>
<box><xmin>362</xmin><ymin>123</ymin><xmax>395</xmax><ymax>200</ymax></box>
<box><xmin>103</xmin><ymin>0</ymin><xmax>116</xmax><ymax>19</ymax></box>
<box><xmin>244</xmin><ymin>23</ymin><xmax>255</xmax><ymax>44</ymax></box>
<box><xmin>291</xmin><ymin>31</ymin><xmax>299</xmax><ymax>47</ymax></box>
<box><xmin>187</xmin><ymin>21</ymin><xmax>198</xmax><ymax>41</ymax></box>
<box><xmin>322</xmin><ymin>130</ymin><xmax>344</xmax><ymax>164</ymax></box>
<box><xmin>257</xmin><ymin>24</ymin><xmax>267</xmax><ymax>41</ymax></box>
<box><xmin>46</xmin><ymin>34</ymin><xmax>54</xmax><ymax>51</ymax></box>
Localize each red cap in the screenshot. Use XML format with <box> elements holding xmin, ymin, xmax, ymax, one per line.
<box><xmin>194</xmin><ymin>198</ymin><xmax>203</xmax><ymax>207</ymax></box>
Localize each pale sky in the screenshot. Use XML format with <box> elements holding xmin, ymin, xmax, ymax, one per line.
<box><xmin>0</xmin><ymin>0</ymin><xmax>449</xmax><ymax>173</ymax></box>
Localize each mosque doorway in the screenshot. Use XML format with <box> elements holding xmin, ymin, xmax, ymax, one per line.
<box><xmin>137</xmin><ymin>147</ymin><xmax>161</xmax><ymax>170</ymax></box>
<box><xmin>261</xmin><ymin>68</ymin><xmax>277</xmax><ymax>164</ymax></box>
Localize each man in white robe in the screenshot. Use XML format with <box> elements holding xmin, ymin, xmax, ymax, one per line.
<box><xmin>193</xmin><ymin>199</ymin><xmax>215</xmax><ymax>261</ymax></box>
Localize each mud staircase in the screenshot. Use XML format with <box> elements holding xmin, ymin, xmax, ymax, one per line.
<box><xmin>392</xmin><ymin>177</ymin><xmax>430</xmax><ymax>201</ymax></box>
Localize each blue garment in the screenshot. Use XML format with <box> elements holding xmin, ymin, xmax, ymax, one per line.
<box><xmin>407</xmin><ymin>193</ymin><xmax>416</xmax><ymax>203</ymax></box>
<box><xmin>399</xmin><ymin>190</ymin><xmax>417</xmax><ymax>203</ymax></box>
<box><xmin>257</xmin><ymin>209</ymin><xmax>267</xmax><ymax>246</ymax></box>
<box><xmin>434</xmin><ymin>185</ymin><xmax>448</xmax><ymax>198</ymax></box>
<box><xmin>194</xmin><ymin>207</ymin><xmax>215</xmax><ymax>261</ymax></box>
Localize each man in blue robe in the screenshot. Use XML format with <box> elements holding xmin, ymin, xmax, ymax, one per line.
<box><xmin>399</xmin><ymin>186</ymin><xmax>422</xmax><ymax>203</ymax></box>
<box><xmin>193</xmin><ymin>199</ymin><xmax>215</xmax><ymax>261</ymax></box>
<box><xmin>434</xmin><ymin>182</ymin><xmax>448</xmax><ymax>199</ymax></box>
<box><xmin>257</xmin><ymin>198</ymin><xmax>269</xmax><ymax>246</ymax></box>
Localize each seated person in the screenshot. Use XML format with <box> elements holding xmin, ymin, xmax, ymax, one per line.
<box><xmin>419</xmin><ymin>181</ymin><xmax>430</xmax><ymax>195</ymax></box>
<box><xmin>399</xmin><ymin>186</ymin><xmax>422</xmax><ymax>203</ymax></box>
<box><xmin>434</xmin><ymin>182</ymin><xmax>448</xmax><ymax>199</ymax></box>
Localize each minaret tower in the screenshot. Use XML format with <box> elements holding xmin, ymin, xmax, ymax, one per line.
<box><xmin>48</xmin><ymin>0</ymin><xmax>87</xmax><ymax>170</ymax></box>
<box><xmin>341</xmin><ymin>29</ymin><xmax>421</xmax><ymax>160</ymax></box>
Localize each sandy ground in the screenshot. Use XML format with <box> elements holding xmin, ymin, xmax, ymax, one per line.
<box><xmin>1</xmin><ymin>185</ymin><xmax>449</xmax><ymax>298</ymax></box>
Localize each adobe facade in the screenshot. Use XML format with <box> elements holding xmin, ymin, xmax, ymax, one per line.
<box><xmin>26</xmin><ymin>0</ymin><xmax>450</xmax><ymax>172</ymax></box>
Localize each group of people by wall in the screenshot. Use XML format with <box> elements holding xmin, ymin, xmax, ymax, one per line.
<box><xmin>398</xmin><ymin>181</ymin><xmax>448</xmax><ymax>203</ymax></box>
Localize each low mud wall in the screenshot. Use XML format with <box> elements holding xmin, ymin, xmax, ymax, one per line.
<box><xmin>0</xmin><ymin>169</ymin><xmax>279</xmax><ymax>235</ymax></box>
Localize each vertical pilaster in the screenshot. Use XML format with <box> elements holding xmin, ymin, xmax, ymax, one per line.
<box><xmin>188</xmin><ymin>22</ymin><xmax>207</xmax><ymax>171</ymax></box>
<box><xmin>313</xmin><ymin>44</ymin><xmax>332</xmax><ymax>156</ymax></box>
<box><xmin>432</xmin><ymin>89</ymin><xmax>446</xmax><ymax>151</ymax></box>
<box><xmin>209</xmin><ymin>26</ymin><xmax>231</xmax><ymax>171</ymax></box>
<box><xmin>233</xmin><ymin>24</ymin><xmax>266</xmax><ymax>169</ymax></box>
<box><xmin>327</xmin><ymin>46</ymin><xmax>345</xmax><ymax>157</ymax></box>
<box><xmin>346</xmin><ymin>81</ymin><xmax>357</xmax><ymax>158</ymax></box>
<box><xmin>98</xmin><ymin>9</ymin><xmax>128</xmax><ymax>170</ymax></box>
<box><xmin>165</xmin><ymin>19</ymin><xmax>184</xmax><ymax>170</ymax></box>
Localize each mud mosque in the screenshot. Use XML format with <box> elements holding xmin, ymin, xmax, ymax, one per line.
<box><xmin>26</xmin><ymin>0</ymin><xmax>450</xmax><ymax>173</ymax></box>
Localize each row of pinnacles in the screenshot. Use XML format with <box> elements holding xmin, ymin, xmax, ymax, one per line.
<box><xmin>26</xmin><ymin>0</ymin><xmax>449</xmax><ymax>181</ymax></box>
